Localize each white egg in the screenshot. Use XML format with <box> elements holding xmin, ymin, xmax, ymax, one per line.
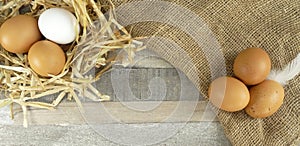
<box><xmin>38</xmin><ymin>8</ymin><xmax>80</xmax><ymax>44</ymax></box>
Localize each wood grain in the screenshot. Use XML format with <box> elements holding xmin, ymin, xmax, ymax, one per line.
<box><xmin>13</xmin><ymin>101</ymin><xmax>217</xmax><ymax>125</ymax></box>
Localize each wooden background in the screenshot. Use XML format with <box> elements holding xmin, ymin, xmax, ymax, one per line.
<box><xmin>1</xmin><ymin>49</ymin><xmax>231</xmax><ymax>145</ymax></box>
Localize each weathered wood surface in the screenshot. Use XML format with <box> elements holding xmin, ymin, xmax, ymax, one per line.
<box><xmin>0</xmin><ymin>122</ymin><xmax>231</xmax><ymax>146</ymax></box>
<box><xmin>0</xmin><ymin>49</ymin><xmax>231</xmax><ymax>145</ymax></box>
<box><xmin>96</xmin><ymin>68</ymin><xmax>202</xmax><ymax>101</ymax></box>
<box><xmin>42</xmin><ymin>50</ymin><xmax>201</xmax><ymax>102</ymax></box>
<box><xmin>12</xmin><ymin>101</ymin><xmax>217</xmax><ymax>125</ymax></box>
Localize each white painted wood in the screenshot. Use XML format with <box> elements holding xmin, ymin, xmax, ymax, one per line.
<box><xmin>12</xmin><ymin>101</ymin><xmax>217</xmax><ymax>125</ymax></box>
<box><xmin>0</xmin><ymin>122</ymin><xmax>231</xmax><ymax>146</ymax></box>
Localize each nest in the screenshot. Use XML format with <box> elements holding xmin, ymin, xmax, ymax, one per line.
<box><xmin>0</xmin><ymin>0</ymin><xmax>144</xmax><ymax>127</ymax></box>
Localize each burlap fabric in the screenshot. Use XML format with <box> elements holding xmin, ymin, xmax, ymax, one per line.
<box><xmin>102</xmin><ymin>0</ymin><xmax>300</xmax><ymax>145</ymax></box>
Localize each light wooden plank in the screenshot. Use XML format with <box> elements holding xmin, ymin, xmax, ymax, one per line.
<box><xmin>0</xmin><ymin>123</ymin><xmax>231</xmax><ymax>146</ymax></box>
<box><xmin>38</xmin><ymin>68</ymin><xmax>201</xmax><ymax>102</ymax></box>
<box><xmin>13</xmin><ymin>101</ymin><xmax>217</xmax><ymax>125</ymax></box>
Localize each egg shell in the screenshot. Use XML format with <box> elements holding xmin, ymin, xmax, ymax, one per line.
<box><xmin>233</xmin><ymin>48</ymin><xmax>271</xmax><ymax>85</ymax></box>
<box><xmin>0</xmin><ymin>15</ymin><xmax>42</xmax><ymax>53</ymax></box>
<box><xmin>208</xmin><ymin>76</ymin><xmax>250</xmax><ymax>112</ymax></box>
<box><xmin>38</xmin><ymin>8</ymin><xmax>80</xmax><ymax>44</ymax></box>
<box><xmin>245</xmin><ymin>80</ymin><xmax>284</xmax><ymax>118</ymax></box>
<box><xmin>28</xmin><ymin>40</ymin><xmax>66</xmax><ymax>77</ymax></box>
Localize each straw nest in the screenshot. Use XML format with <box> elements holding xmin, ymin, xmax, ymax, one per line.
<box><xmin>0</xmin><ymin>0</ymin><xmax>144</xmax><ymax>127</ymax></box>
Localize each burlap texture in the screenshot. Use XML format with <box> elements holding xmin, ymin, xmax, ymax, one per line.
<box><xmin>104</xmin><ymin>0</ymin><xmax>300</xmax><ymax>145</ymax></box>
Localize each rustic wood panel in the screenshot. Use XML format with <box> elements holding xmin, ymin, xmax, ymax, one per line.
<box><xmin>39</xmin><ymin>67</ymin><xmax>202</xmax><ymax>102</ymax></box>
<box><xmin>0</xmin><ymin>122</ymin><xmax>231</xmax><ymax>146</ymax></box>
<box><xmin>0</xmin><ymin>49</ymin><xmax>231</xmax><ymax>145</ymax></box>
<box><xmin>12</xmin><ymin>101</ymin><xmax>217</xmax><ymax>125</ymax></box>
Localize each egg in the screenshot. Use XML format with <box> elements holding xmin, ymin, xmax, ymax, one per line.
<box><xmin>245</xmin><ymin>80</ymin><xmax>284</xmax><ymax>118</ymax></box>
<box><xmin>28</xmin><ymin>40</ymin><xmax>66</xmax><ymax>77</ymax></box>
<box><xmin>208</xmin><ymin>76</ymin><xmax>250</xmax><ymax>112</ymax></box>
<box><xmin>233</xmin><ymin>48</ymin><xmax>271</xmax><ymax>85</ymax></box>
<box><xmin>0</xmin><ymin>15</ymin><xmax>42</xmax><ymax>53</ymax></box>
<box><xmin>38</xmin><ymin>8</ymin><xmax>80</xmax><ymax>44</ymax></box>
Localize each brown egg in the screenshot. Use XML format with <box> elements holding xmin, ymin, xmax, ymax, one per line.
<box><xmin>233</xmin><ymin>48</ymin><xmax>271</xmax><ymax>85</ymax></box>
<box><xmin>0</xmin><ymin>15</ymin><xmax>42</xmax><ymax>53</ymax></box>
<box><xmin>28</xmin><ymin>40</ymin><xmax>66</xmax><ymax>77</ymax></box>
<box><xmin>245</xmin><ymin>80</ymin><xmax>284</xmax><ymax>118</ymax></box>
<box><xmin>208</xmin><ymin>76</ymin><xmax>250</xmax><ymax>112</ymax></box>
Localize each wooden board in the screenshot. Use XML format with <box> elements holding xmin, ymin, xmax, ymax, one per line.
<box><xmin>39</xmin><ymin>67</ymin><xmax>202</xmax><ymax>102</ymax></box>
<box><xmin>12</xmin><ymin>101</ymin><xmax>217</xmax><ymax>125</ymax></box>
